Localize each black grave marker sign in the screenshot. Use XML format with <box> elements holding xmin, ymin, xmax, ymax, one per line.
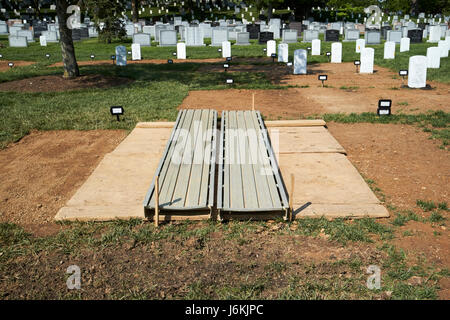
<box><xmin>377</xmin><ymin>100</ymin><xmax>391</xmax><ymax>116</ymax></box>
<box><xmin>407</xmin><ymin>29</ymin><xmax>423</xmax><ymax>43</ymax></box>
<box><xmin>259</xmin><ymin>32</ymin><xmax>274</xmax><ymax>44</ymax></box>
<box><xmin>325</xmin><ymin>29</ymin><xmax>339</xmax><ymax>42</ymax></box>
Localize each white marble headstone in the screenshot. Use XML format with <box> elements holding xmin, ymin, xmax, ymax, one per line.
<box><xmin>355</xmin><ymin>38</ymin><xmax>365</xmax><ymax>53</ymax></box>
<box><xmin>400</xmin><ymin>37</ymin><xmax>410</xmax><ymax>52</ymax></box>
<box><xmin>331</xmin><ymin>42</ymin><xmax>342</xmax><ymax>63</ymax></box>
<box><xmin>131</xmin><ymin>43</ymin><xmax>141</xmax><ymax>60</ymax></box>
<box><xmin>177</xmin><ymin>42</ymin><xmax>186</xmax><ymax>59</ymax></box>
<box><xmin>438</xmin><ymin>40</ymin><xmax>449</xmax><ymax>58</ymax></box>
<box><xmin>266</xmin><ymin>40</ymin><xmax>276</xmax><ymax>57</ymax></box>
<box><xmin>360</xmin><ymin>47</ymin><xmax>374</xmax><ymax>74</ymax></box>
<box><xmin>39</xmin><ymin>35</ymin><xmax>47</xmax><ymax>46</ymax></box>
<box><xmin>222</xmin><ymin>41</ymin><xmax>231</xmax><ymax>58</ymax></box>
<box><xmin>384</xmin><ymin>41</ymin><xmax>395</xmax><ymax>59</ymax></box>
<box><xmin>426</xmin><ymin>47</ymin><xmax>441</xmax><ymax>68</ymax></box>
<box><xmin>277</xmin><ymin>43</ymin><xmax>289</xmax><ymax>62</ymax></box>
<box><xmin>312</xmin><ymin>39</ymin><xmax>321</xmax><ymax>55</ymax></box>
<box><xmin>293</xmin><ymin>49</ymin><xmax>307</xmax><ymax>75</ymax></box>
<box><xmin>408</xmin><ymin>55</ymin><xmax>427</xmax><ymax>88</ymax></box>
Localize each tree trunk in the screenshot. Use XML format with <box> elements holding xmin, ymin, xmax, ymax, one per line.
<box><xmin>268</xmin><ymin>3</ymin><xmax>273</xmax><ymax>21</ymax></box>
<box><xmin>56</xmin><ymin>0</ymin><xmax>80</xmax><ymax>79</ymax></box>
<box><xmin>132</xmin><ymin>0</ymin><xmax>139</xmax><ymax>23</ymax></box>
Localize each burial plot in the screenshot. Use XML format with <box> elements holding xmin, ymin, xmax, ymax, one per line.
<box><xmin>360</xmin><ymin>47</ymin><xmax>374</xmax><ymax>73</ymax></box>
<box><xmin>344</xmin><ymin>29</ymin><xmax>359</xmax><ymax>41</ymax></box>
<box><xmin>356</xmin><ymin>38</ymin><xmax>365</xmax><ymax>53</ymax></box>
<box><xmin>278</xmin><ymin>43</ymin><xmax>289</xmax><ymax>62</ymax></box>
<box><xmin>408</xmin><ymin>29</ymin><xmax>423</xmax><ymax>43</ymax></box>
<box><xmin>426</xmin><ymin>47</ymin><xmax>440</xmax><ymax>68</ymax></box>
<box><xmin>312</xmin><ymin>39</ymin><xmax>321</xmax><ymax>55</ymax></box>
<box><xmin>222</xmin><ymin>41</ymin><xmax>231</xmax><ymax>58</ymax></box>
<box><xmin>132</xmin><ymin>43</ymin><xmax>141</xmax><ymax>60</ymax></box>
<box><xmin>246</xmin><ymin>24</ymin><xmax>259</xmax><ymax>39</ymax></box>
<box><xmin>302</xmin><ymin>30</ymin><xmax>319</xmax><ymax>42</ymax></box>
<box><xmin>384</xmin><ymin>41</ymin><xmax>395</xmax><ymax>59</ymax></box>
<box><xmin>331</xmin><ymin>42</ymin><xmax>342</xmax><ymax>63</ymax></box>
<box><xmin>325</xmin><ymin>29</ymin><xmax>339</xmax><ymax>42</ymax></box>
<box><xmin>159</xmin><ymin>30</ymin><xmax>178</xmax><ymax>47</ymax></box>
<box><xmin>294</xmin><ymin>49</ymin><xmax>307</xmax><ymax>75</ymax></box>
<box><xmin>365</xmin><ymin>30</ymin><xmax>381</xmax><ymax>44</ymax></box>
<box><xmin>211</xmin><ymin>28</ymin><xmax>228</xmax><ymax>46</ymax></box>
<box><xmin>8</xmin><ymin>36</ymin><xmax>27</xmax><ymax>47</ymax></box>
<box><xmin>177</xmin><ymin>42</ymin><xmax>186</xmax><ymax>59</ymax></box>
<box><xmin>282</xmin><ymin>29</ymin><xmax>298</xmax><ymax>43</ymax></box>
<box><xmin>408</xmin><ymin>56</ymin><xmax>427</xmax><ymax>88</ymax></box>
<box><xmin>259</xmin><ymin>31</ymin><xmax>273</xmax><ymax>44</ymax></box>
<box><xmin>235</xmin><ymin>32</ymin><xmax>250</xmax><ymax>45</ymax></box>
<box><xmin>133</xmin><ymin>33</ymin><xmax>151</xmax><ymax>47</ymax></box>
<box><xmin>387</xmin><ymin>30</ymin><xmax>402</xmax><ymax>43</ymax></box>
<box><xmin>400</xmin><ymin>37</ymin><xmax>410</xmax><ymax>52</ymax></box>
<box><xmin>115</xmin><ymin>46</ymin><xmax>127</xmax><ymax>66</ymax></box>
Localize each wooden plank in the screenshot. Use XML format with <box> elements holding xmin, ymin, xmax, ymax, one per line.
<box><xmin>228</xmin><ymin>111</ymin><xmax>244</xmax><ymax>209</ymax></box>
<box><xmin>243</xmin><ymin>111</ymin><xmax>273</xmax><ymax>209</ymax></box>
<box><xmin>249</xmin><ymin>111</ymin><xmax>282</xmax><ymax>209</ymax></box>
<box><xmin>198</xmin><ymin>110</ymin><xmax>215</xmax><ymax>207</ymax></box>
<box><xmin>222</xmin><ymin>111</ymin><xmax>230</xmax><ymax>209</ymax></box>
<box><xmin>157</xmin><ymin>109</ymin><xmax>195</xmax><ymax>207</ymax></box>
<box><xmin>147</xmin><ymin>110</ymin><xmax>187</xmax><ymax>208</ymax></box>
<box><xmin>185</xmin><ymin>109</ymin><xmax>211</xmax><ymax>207</ymax></box>
<box><xmin>236</xmin><ymin>111</ymin><xmax>258</xmax><ymax>209</ymax></box>
<box><xmin>171</xmin><ymin>109</ymin><xmax>203</xmax><ymax>207</ymax></box>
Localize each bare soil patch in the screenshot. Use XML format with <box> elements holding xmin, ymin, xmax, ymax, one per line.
<box><xmin>0</xmin><ymin>74</ymin><xmax>134</xmax><ymax>92</ymax></box>
<box><xmin>0</xmin><ymin>60</ymin><xmax>35</xmax><ymax>72</ymax></box>
<box><xmin>328</xmin><ymin>122</ymin><xmax>449</xmax><ymax>298</ymax></box>
<box><xmin>0</xmin><ymin>130</ymin><xmax>127</xmax><ymax>228</ymax></box>
<box><xmin>181</xmin><ymin>63</ymin><xmax>450</xmax><ymax>116</ymax></box>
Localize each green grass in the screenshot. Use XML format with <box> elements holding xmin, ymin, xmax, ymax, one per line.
<box><xmin>416</xmin><ymin>200</ymin><xmax>437</xmax><ymax>212</ymax></box>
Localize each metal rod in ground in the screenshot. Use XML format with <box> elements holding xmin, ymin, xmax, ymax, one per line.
<box><xmin>289</xmin><ymin>173</ymin><xmax>295</xmax><ymax>221</ymax></box>
<box><xmin>154</xmin><ymin>176</ymin><xmax>159</xmax><ymax>227</ymax></box>
<box><xmin>252</xmin><ymin>93</ymin><xmax>255</xmax><ymax>111</ymax></box>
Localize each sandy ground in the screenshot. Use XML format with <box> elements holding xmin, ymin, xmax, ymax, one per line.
<box><xmin>0</xmin><ymin>130</ymin><xmax>127</xmax><ymax>227</ymax></box>
<box><xmin>181</xmin><ymin>63</ymin><xmax>450</xmax><ymax>117</ymax></box>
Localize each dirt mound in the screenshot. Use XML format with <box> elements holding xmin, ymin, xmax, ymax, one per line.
<box><xmin>0</xmin><ymin>60</ymin><xmax>35</xmax><ymax>72</ymax></box>
<box><xmin>0</xmin><ymin>130</ymin><xmax>127</xmax><ymax>226</ymax></box>
<box><xmin>0</xmin><ymin>74</ymin><xmax>134</xmax><ymax>92</ymax></box>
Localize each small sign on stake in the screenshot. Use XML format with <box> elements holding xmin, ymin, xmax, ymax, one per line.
<box><xmin>226</xmin><ymin>79</ymin><xmax>234</xmax><ymax>84</ymax></box>
<box><xmin>110</xmin><ymin>106</ymin><xmax>124</xmax><ymax>121</ymax></box>
<box><xmin>226</xmin><ymin>57</ymin><xmax>232</xmax><ymax>62</ymax></box>
<box><xmin>271</xmin><ymin>53</ymin><xmax>277</xmax><ymax>63</ymax></box>
<box><xmin>399</xmin><ymin>70</ymin><xmax>408</xmax><ymax>86</ymax></box>
<box><xmin>90</xmin><ymin>54</ymin><xmax>95</xmax><ymax>60</ymax></box>
<box><xmin>0</xmin><ymin>54</ymin><xmax>3</xmax><ymax>59</ymax></box>
<box><xmin>326</xmin><ymin>52</ymin><xmax>331</xmax><ymax>62</ymax></box>
<box><xmin>111</xmin><ymin>55</ymin><xmax>116</xmax><ymax>64</ymax></box>
<box><xmin>286</xmin><ymin>62</ymin><xmax>293</xmax><ymax>67</ymax></box>
<box><xmin>8</xmin><ymin>62</ymin><xmax>14</xmax><ymax>68</ymax></box>
<box><xmin>318</xmin><ymin>74</ymin><xmax>327</xmax><ymax>87</ymax></box>
<box><xmin>223</xmin><ymin>63</ymin><xmax>229</xmax><ymax>72</ymax></box>
<box><xmin>377</xmin><ymin>100</ymin><xmax>391</xmax><ymax>116</ymax></box>
<box><xmin>354</xmin><ymin>60</ymin><xmax>360</xmax><ymax>73</ymax></box>
<box><xmin>172</xmin><ymin>52</ymin><xmax>177</xmax><ymax>56</ymax></box>
<box><xmin>218</xmin><ymin>48</ymin><xmax>222</xmax><ymax>53</ymax></box>
<box><xmin>168</xmin><ymin>59</ymin><xmax>173</xmax><ymax>64</ymax></box>
<box><xmin>45</xmin><ymin>53</ymin><xmax>51</xmax><ymax>59</ymax></box>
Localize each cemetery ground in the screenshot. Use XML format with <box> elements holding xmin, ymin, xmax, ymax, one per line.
<box><xmin>0</xmin><ymin>36</ymin><xmax>449</xmax><ymax>300</ymax></box>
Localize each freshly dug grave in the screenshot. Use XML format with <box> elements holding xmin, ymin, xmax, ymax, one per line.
<box><xmin>0</xmin><ymin>74</ymin><xmax>134</xmax><ymax>92</ymax></box>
